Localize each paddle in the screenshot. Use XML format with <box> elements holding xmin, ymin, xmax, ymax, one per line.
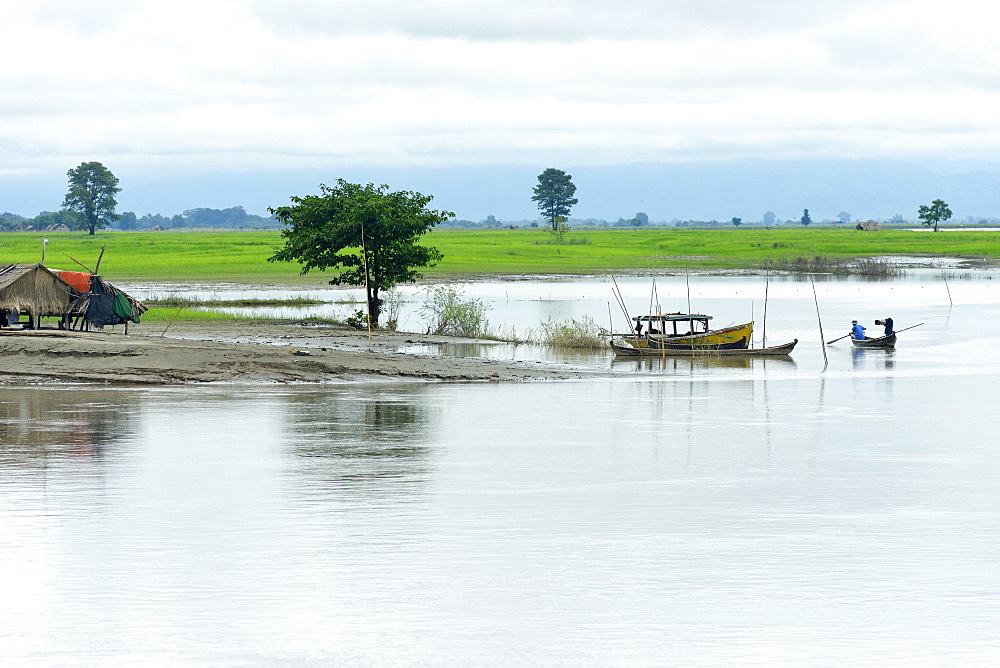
<box><xmin>826</xmin><ymin>333</ymin><xmax>852</xmax><ymax>344</ymax></box>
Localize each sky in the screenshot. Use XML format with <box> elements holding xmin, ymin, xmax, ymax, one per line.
<box><xmin>4</xmin><ymin>0</ymin><xmax>1000</xmax><ymax>218</ymax></box>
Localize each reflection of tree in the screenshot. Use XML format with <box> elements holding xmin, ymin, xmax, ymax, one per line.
<box><xmin>0</xmin><ymin>388</ymin><xmax>135</xmax><ymax>469</ymax></box>
<box><xmin>284</xmin><ymin>390</ymin><xmax>433</xmax><ymax>496</ymax></box>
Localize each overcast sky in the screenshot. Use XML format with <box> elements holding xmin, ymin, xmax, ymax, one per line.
<box><xmin>4</xmin><ymin>0</ymin><xmax>1000</xmax><ymax>218</ymax></box>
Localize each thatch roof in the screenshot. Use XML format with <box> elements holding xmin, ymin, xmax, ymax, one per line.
<box><xmin>0</xmin><ymin>263</ymin><xmax>74</xmax><ymax>315</ymax></box>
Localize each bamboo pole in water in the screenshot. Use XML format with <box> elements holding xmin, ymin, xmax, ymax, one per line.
<box><xmin>610</xmin><ymin>275</ymin><xmax>632</xmax><ymax>331</ymax></box>
<box><xmin>648</xmin><ymin>278</ymin><xmax>655</xmax><ymax>323</ymax></box>
<box><xmin>938</xmin><ymin>261</ymin><xmax>953</xmax><ymax>306</ymax></box>
<box><xmin>811</xmin><ymin>279</ymin><xmax>828</xmax><ymax>366</ymax></box>
<box><xmin>762</xmin><ymin>264</ymin><xmax>770</xmax><ymax>349</ymax></box>
<box><xmin>611</xmin><ymin>287</ymin><xmax>628</xmax><ymax>327</ymax></box>
<box><xmin>686</xmin><ymin>269</ymin><xmax>694</xmax><ymax>360</ymax></box>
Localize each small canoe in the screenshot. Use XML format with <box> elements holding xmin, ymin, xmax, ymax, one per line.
<box><xmin>851</xmin><ymin>333</ymin><xmax>896</xmax><ymax>348</ymax></box>
<box><xmin>610</xmin><ymin>338</ymin><xmax>797</xmax><ymax>357</ymax></box>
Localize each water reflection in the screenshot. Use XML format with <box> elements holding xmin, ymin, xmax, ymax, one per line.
<box><xmin>851</xmin><ymin>346</ymin><xmax>897</xmax><ymax>371</ymax></box>
<box><xmin>281</xmin><ymin>388</ymin><xmax>435</xmax><ymax>497</ymax></box>
<box><xmin>611</xmin><ymin>355</ymin><xmax>797</xmax><ymax>373</ymax></box>
<box><xmin>0</xmin><ymin>388</ymin><xmax>135</xmax><ymax>469</ymax></box>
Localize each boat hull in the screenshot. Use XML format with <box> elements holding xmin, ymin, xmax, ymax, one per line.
<box><xmin>852</xmin><ymin>333</ymin><xmax>896</xmax><ymax>348</ymax></box>
<box><xmin>610</xmin><ymin>338</ymin><xmax>797</xmax><ymax>357</ymax></box>
<box><xmin>623</xmin><ymin>322</ymin><xmax>754</xmax><ymax>350</ymax></box>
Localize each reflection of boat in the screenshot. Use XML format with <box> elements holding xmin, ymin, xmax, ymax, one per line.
<box><xmin>851</xmin><ymin>333</ymin><xmax>896</xmax><ymax>348</ymax></box>
<box><xmin>610</xmin><ymin>338</ymin><xmax>797</xmax><ymax>357</ymax></box>
<box><xmin>612</xmin><ymin>353</ymin><xmax>798</xmax><ymax>371</ymax></box>
<box><xmin>621</xmin><ymin>313</ymin><xmax>753</xmax><ymax>350</ymax></box>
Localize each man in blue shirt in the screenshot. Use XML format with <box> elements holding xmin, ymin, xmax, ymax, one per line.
<box><xmin>851</xmin><ymin>320</ymin><xmax>866</xmax><ymax>340</ymax></box>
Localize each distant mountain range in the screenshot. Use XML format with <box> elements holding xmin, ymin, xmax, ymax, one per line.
<box><xmin>4</xmin><ymin>158</ymin><xmax>1000</xmax><ymax>224</ymax></box>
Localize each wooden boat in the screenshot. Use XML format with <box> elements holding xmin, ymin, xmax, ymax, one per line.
<box><xmin>851</xmin><ymin>332</ymin><xmax>896</xmax><ymax>348</ymax></box>
<box><xmin>610</xmin><ymin>337</ymin><xmax>797</xmax><ymax>357</ymax></box>
<box><xmin>621</xmin><ymin>313</ymin><xmax>753</xmax><ymax>350</ymax></box>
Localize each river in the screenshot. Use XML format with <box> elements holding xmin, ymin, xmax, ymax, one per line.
<box><xmin>2</xmin><ymin>270</ymin><xmax>999</xmax><ymax>663</ymax></box>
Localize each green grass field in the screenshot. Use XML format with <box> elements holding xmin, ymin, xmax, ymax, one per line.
<box><xmin>2</xmin><ymin>227</ymin><xmax>998</xmax><ymax>283</ymax></box>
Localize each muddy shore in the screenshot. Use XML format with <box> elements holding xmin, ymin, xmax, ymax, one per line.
<box><xmin>0</xmin><ymin>320</ymin><xmax>603</xmax><ymax>384</ymax></box>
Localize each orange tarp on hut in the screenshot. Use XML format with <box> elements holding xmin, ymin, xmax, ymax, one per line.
<box><xmin>56</xmin><ymin>271</ymin><xmax>91</xmax><ymax>293</ymax></box>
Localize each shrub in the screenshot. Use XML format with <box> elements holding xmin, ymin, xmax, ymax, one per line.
<box><xmin>345</xmin><ymin>310</ymin><xmax>368</xmax><ymax>329</ymax></box>
<box><xmin>420</xmin><ymin>285</ymin><xmax>491</xmax><ymax>337</ymax></box>
<box><xmin>381</xmin><ymin>289</ymin><xmax>403</xmax><ymax>331</ymax></box>
<box><xmin>536</xmin><ymin>315</ymin><xmax>607</xmax><ymax>349</ymax></box>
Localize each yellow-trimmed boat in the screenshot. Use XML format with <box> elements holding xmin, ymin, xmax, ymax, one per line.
<box><xmin>621</xmin><ymin>313</ymin><xmax>753</xmax><ymax>350</ymax></box>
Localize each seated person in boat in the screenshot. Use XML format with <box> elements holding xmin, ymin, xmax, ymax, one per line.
<box><xmin>851</xmin><ymin>320</ymin><xmax>866</xmax><ymax>340</ymax></box>
<box><xmin>874</xmin><ymin>317</ymin><xmax>893</xmax><ymax>336</ymax></box>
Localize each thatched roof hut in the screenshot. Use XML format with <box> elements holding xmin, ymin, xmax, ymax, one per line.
<box><xmin>1</xmin><ymin>263</ymin><xmax>147</xmax><ymax>330</ymax></box>
<box><xmin>0</xmin><ymin>263</ymin><xmax>74</xmax><ymax>317</ymax></box>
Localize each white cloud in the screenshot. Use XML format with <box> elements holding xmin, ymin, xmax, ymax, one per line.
<box><xmin>3</xmin><ymin>0</ymin><xmax>1000</xmax><ymax>177</ymax></box>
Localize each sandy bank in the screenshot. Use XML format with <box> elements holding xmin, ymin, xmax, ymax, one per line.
<box><xmin>0</xmin><ymin>321</ymin><xmax>600</xmax><ymax>384</ymax></box>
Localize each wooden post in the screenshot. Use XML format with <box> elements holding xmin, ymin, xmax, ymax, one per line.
<box><xmin>762</xmin><ymin>264</ymin><xmax>770</xmax><ymax>349</ymax></box>
<box><xmin>811</xmin><ymin>279</ymin><xmax>828</xmax><ymax>366</ymax></box>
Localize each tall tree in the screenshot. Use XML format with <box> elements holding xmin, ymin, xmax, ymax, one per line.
<box><xmin>800</xmin><ymin>209</ymin><xmax>812</xmax><ymax>227</ymax></box>
<box><xmin>62</xmin><ymin>161</ymin><xmax>121</xmax><ymax>235</ymax></box>
<box><xmin>731</xmin><ymin>217</ymin><xmax>742</xmax><ymax>227</ymax></box>
<box><xmin>119</xmin><ymin>211</ymin><xmax>138</xmax><ymax>230</ymax></box>
<box><xmin>268</xmin><ymin>180</ymin><xmax>453</xmax><ymax>327</ymax></box>
<box><xmin>917</xmin><ymin>199</ymin><xmax>952</xmax><ymax>232</ymax></box>
<box><xmin>532</xmin><ymin>168</ymin><xmax>578</xmax><ymax>232</ymax></box>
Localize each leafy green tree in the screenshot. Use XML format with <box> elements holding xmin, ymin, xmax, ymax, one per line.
<box><xmin>731</xmin><ymin>217</ymin><xmax>742</xmax><ymax>227</ymax></box>
<box><xmin>800</xmin><ymin>209</ymin><xmax>812</xmax><ymax>227</ymax></box>
<box><xmin>62</xmin><ymin>161</ymin><xmax>121</xmax><ymax>235</ymax></box>
<box><xmin>268</xmin><ymin>180</ymin><xmax>453</xmax><ymax>327</ymax></box>
<box><xmin>917</xmin><ymin>198</ymin><xmax>952</xmax><ymax>232</ymax></box>
<box><xmin>762</xmin><ymin>211</ymin><xmax>777</xmax><ymax>226</ymax></box>
<box><xmin>633</xmin><ymin>212</ymin><xmax>649</xmax><ymax>226</ymax></box>
<box><xmin>532</xmin><ymin>168</ymin><xmax>578</xmax><ymax>232</ymax></box>
<box><xmin>119</xmin><ymin>211</ymin><xmax>138</xmax><ymax>230</ymax></box>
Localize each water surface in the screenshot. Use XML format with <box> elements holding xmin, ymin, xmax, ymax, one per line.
<box><xmin>3</xmin><ymin>272</ymin><xmax>1000</xmax><ymax>663</ymax></box>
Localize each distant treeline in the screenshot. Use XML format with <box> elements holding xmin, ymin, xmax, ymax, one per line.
<box><xmin>5</xmin><ymin>208</ymin><xmax>1000</xmax><ymax>233</ymax></box>
<box><xmin>119</xmin><ymin>206</ymin><xmax>279</xmax><ymax>230</ymax></box>
<box><xmin>0</xmin><ymin>206</ymin><xmax>279</xmax><ymax>232</ymax></box>
<box><xmin>445</xmin><ymin>213</ymin><xmax>1000</xmax><ymax>229</ymax></box>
